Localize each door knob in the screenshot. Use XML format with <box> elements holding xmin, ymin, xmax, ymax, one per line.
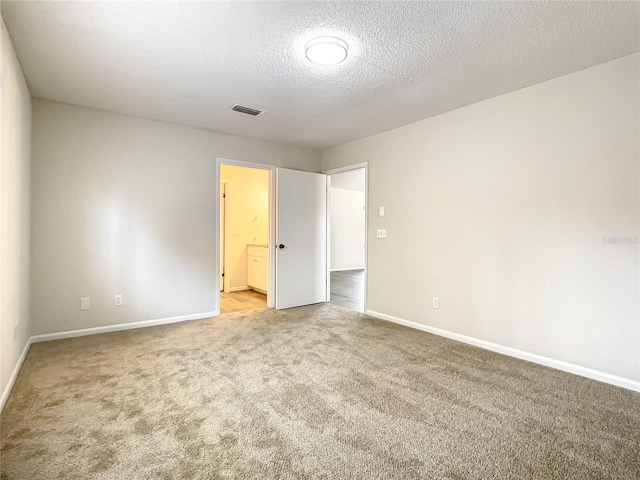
<box><xmin>278</xmin><ymin>244</ymin><xmax>286</xmax><ymax>249</ymax></box>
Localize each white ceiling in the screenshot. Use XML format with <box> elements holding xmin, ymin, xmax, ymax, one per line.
<box><xmin>2</xmin><ymin>1</ymin><xmax>639</xmax><ymax>150</ymax></box>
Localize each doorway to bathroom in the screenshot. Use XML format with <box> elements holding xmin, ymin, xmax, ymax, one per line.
<box><xmin>219</xmin><ymin>164</ymin><xmax>270</xmax><ymax>314</ymax></box>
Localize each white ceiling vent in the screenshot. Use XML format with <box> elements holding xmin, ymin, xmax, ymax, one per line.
<box><xmin>231</xmin><ymin>104</ymin><xmax>265</xmax><ymax>117</ymax></box>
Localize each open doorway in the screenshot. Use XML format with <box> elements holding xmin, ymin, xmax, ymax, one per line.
<box><xmin>327</xmin><ymin>166</ymin><xmax>367</xmax><ymax>312</ymax></box>
<box><xmin>216</xmin><ymin>158</ymin><xmax>328</xmax><ymax>314</ymax></box>
<box><xmin>219</xmin><ymin>164</ymin><xmax>271</xmax><ymax>314</ymax></box>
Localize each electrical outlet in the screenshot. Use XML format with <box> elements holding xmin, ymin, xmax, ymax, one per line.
<box><xmin>377</xmin><ymin>229</ymin><xmax>387</xmax><ymax>238</ymax></box>
<box><xmin>80</xmin><ymin>297</ymin><xmax>91</xmax><ymax>310</ymax></box>
<box><xmin>115</xmin><ymin>294</ymin><xmax>123</xmax><ymax>306</ymax></box>
<box><xmin>432</xmin><ymin>297</ymin><xmax>439</xmax><ymax>309</ymax></box>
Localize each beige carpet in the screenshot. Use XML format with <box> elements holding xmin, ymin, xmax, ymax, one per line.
<box><xmin>1</xmin><ymin>303</ymin><xmax>639</xmax><ymax>479</ymax></box>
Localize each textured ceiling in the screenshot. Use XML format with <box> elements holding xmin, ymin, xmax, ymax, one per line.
<box><xmin>2</xmin><ymin>1</ymin><xmax>639</xmax><ymax>150</ymax></box>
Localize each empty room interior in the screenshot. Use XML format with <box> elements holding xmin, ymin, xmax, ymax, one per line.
<box><xmin>1</xmin><ymin>2</ymin><xmax>639</xmax><ymax>479</ymax></box>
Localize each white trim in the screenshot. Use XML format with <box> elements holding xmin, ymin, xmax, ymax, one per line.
<box><xmin>1</xmin><ymin>338</ymin><xmax>32</xmax><ymax>413</ymax></box>
<box><xmin>325</xmin><ymin>174</ymin><xmax>331</xmax><ymax>302</ymax></box>
<box><xmin>220</xmin><ymin>180</ymin><xmax>229</xmax><ymax>293</ymax></box>
<box><xmin>31</xmin><ymin>311</ymin><xmax>217</xmax><ymax>344</ymax></box>
<box><xmin>330</xmin><ymin>267</ymin><xmax>365</xmax><ymax>272</ymax></box>
<box><xmin>366</xmin><ymin>309</ymin><xmax>640</xmax><ymax>393</ymax></box>
<box><xmin>226</xmin><ymin>286</ymin><xmax>251</xmax><ymax>293</ymax></box>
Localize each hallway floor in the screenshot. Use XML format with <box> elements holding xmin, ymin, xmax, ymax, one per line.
<box><xmin>330</xmin><ymin>269</ymin><xmax>364</xmax><ymax>313</ymax></box>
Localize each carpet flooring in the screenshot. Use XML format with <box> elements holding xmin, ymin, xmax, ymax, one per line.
<box><xmin>1</xmin><ymin>303</ymin><xmax>639</xmax><ymax>479</ymax></box>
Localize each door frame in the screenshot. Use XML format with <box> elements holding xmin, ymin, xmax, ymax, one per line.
<box><xmin>323</xmin><ymin>162</ymin><xmax>368</xmax><ymax>312</ymax></box>
<box><xmin>215</xmin><ymin>158</ymin><xmax>276</xmax><ymax>310</ymax></box>
<box><xmin>220</xmin><ymin>181</ymin><xmax>227</xmax><ymax>292</ymax></box>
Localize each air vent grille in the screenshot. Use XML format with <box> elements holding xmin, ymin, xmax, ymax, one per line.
<box><xmin>231</xmin><ymin>104</ymin><xmax>265</xmax><ymax>117</ymax></box>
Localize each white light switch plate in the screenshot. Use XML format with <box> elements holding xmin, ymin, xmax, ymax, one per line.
<box><xmin>80</xmin><ymin>297</ymin><xmax>90</xmax><ymax>310</ymax></box>
<box><xmin>379</xmin><ymin>206</ymin><xmax>385</xmax><ymax>216</ymax></box>
<box><xmin>433</xmin><ymin>297</ymin><xmax>439</xmax><ymax>309</ymax></box>
<box><xmin>377</xmin><ymin>229</ymin><xmax>387</xmax><ymax>238</ymax></box>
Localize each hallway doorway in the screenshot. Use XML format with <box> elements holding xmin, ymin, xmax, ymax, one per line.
<box><xmin>327</xmin><ymin>166</ymin><xmax>367</xmax><ymax>313</ymax></box>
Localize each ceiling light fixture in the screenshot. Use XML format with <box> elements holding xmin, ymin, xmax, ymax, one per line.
<box><xmin>305</xmin><ymin>36</ymin><xmax>348</xmax><ymax>65</ymax></box>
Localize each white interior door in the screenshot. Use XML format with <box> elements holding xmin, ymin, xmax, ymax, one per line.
<box><xmin>276</xmin><ymin>168</ymin><xmax>327</xmax><ymax>309</ymax></box>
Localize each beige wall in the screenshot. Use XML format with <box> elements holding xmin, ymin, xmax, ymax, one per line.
<box><xmin>31</xmin><ymin>99</ymin><xmax>320</xmax><ymax>335</ymax></box>
<box><xmin>220</xmin><ymin>165</ymin><xmax>269</xmax><ymax>290</ymax></box>
<box><xmin>1</xmin><ymin>17</ymin><xmax>31</xmax><ymax>407</ymax></box>
<box><xmin>322</xmin><ymin>53</ymin><xmax>640</xmax><ymax>382</ymax></box>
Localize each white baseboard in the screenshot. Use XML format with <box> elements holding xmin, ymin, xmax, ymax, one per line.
<box><xmin>365</xmin><ymin>309</ymin><xmax>640</xmax><ymax>393</ymax></box>
<box><xmin>1</xmin><ymin>338</ymin><xmax>32</xmax><ymax>413</ymax></box>
<box><xmin>330</xmin><ymin>267</ymin><xmax>365</xmax><ymax>272</ymax></box>
<box><xmin>31</xmin><ymin>310</ymin><xmax>218</xmax><ymax>343</ymax></box>
<box><xmin>226</xmin><ymin>286</ymin><xmax>251</xmax><ymax>293</ymax></box>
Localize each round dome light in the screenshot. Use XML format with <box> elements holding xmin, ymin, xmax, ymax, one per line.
<box><xmin>305</xmin><ymin>36</ymin><xmax>348</xmax><ymax>65</ymax></box>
